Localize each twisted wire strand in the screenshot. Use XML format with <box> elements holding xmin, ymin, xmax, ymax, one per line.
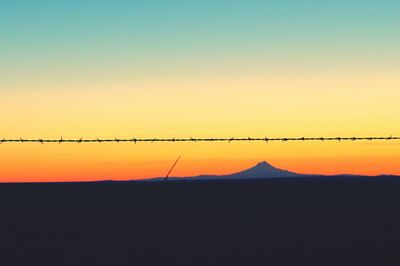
<box><xmin>0</xmin><ymin>136</ymin><xmax>399</xmax><ymax>144</ymax></box>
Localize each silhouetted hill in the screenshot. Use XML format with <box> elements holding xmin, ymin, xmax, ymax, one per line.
<box><xmin>146</xmin><ymin>161</ymin><xmax>306</xmax><ymax>181</ymax></box>
<box><xmin>192</xmin><ymin>161</ymin><xmax>302</xmax><ymax>180</ymax></box>
<box><xmin>144</xmin><ymin>161</ymin><xmax>399</xmax><ymax>182</ymax></box>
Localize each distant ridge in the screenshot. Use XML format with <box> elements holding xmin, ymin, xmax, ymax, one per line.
<box><xmin>139</xmin><ymin>161</ymin><xmax>399</xmax><ymax>182</ymax></box>
<box><xmin>191</xmin><ymin>161</ymin><xmax>302</xmax><ymax>180</ymax></box>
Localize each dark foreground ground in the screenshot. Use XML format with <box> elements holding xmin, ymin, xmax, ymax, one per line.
<box><xmin>1</xmin><ymin>177</ymin><xmax>400</xmax><ymax>265</ymax></box>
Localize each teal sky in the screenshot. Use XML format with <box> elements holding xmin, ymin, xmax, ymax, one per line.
<box><xmin>1</xmin><ymin>0</ymin><xmax>399</xmax><ymax>91</ymax></box>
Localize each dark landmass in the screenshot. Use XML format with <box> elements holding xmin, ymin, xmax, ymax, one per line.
<box><xmin>1</xmin><ymin>175</ymin><xmax>400</xmax><ymax>265</ymax></box>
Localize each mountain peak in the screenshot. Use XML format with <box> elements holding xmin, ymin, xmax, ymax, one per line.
<box><xmin>249</xmin><ymin>161</ymin><xmax>280</xmax><ymax>172</ymax></box>
<box><xmin>224</xmin><ymin>161</ymin><xmax>300</xmax><ymax>179</ymax></box>
<box><xmin>189</xmin><ymin>161</ymin><xmax>301</xmax><ymax>180</ymax></box>
<box><xmin>255</xmin><ymin>161</ymin><xmax>273</xmax><ymax>167</ymax></box>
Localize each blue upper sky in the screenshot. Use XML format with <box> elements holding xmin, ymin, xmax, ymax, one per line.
<box><xmin>1</xmin><ymin>0</ymin><xmax>399</xmax><ymax>91</ymax></box>
<box><xmin>2</xmin><ymin>1</ymin><xmax>399</xmax><ymax>55</ymax></box>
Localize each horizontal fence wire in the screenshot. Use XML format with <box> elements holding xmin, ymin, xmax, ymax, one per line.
<box><xmin>0</xmin><ymin>136</ymin><xmax>399</xmax><ymax>144</ymax></box>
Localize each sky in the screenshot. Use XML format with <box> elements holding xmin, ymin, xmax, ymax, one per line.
<box><xmin>1</xmin><ymin>0</ymin><xmax>400</xmax><ymax>182</ymax></box>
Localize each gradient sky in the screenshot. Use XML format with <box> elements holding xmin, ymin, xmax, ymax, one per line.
<box><xmin>1</xmin><ymin>0</ymin><xmax>400</xmax><ymax>182</ymax></box>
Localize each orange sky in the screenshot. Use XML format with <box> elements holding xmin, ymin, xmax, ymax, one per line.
<box><xmin>1</xmin><ymin>71</ymin><xmax>399</xmax><ymax>182</ymax></box>
<box><xmin>1</xmin><ymin>140</ymin><xmax>399</xmax><ymax>182</ymax></box>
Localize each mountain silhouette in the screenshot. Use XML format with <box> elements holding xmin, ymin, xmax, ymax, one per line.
<box><xmin>137</xmin><ymin>161</ymin><xmax>398</xmax><ymax>181</ymax></box>
<box><xmin>192</xmin><ymin>161</ymin><xmax>302</xmax><ymax>180</ymax></box>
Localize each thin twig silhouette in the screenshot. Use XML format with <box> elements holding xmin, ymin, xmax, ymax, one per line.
<box><xmin>164</xmin><ymin>155</ymin><xmax>181</xmax><ymax>182</ymax></box>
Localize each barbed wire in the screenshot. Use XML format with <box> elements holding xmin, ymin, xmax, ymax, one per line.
<box><xmin>0</xmin><ymin>136</ymin><xmax>399</xmax><ymax>144</ymax></box>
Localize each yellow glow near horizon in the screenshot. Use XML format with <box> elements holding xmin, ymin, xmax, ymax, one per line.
<box><xmin>1</xmin><ymin>68</ymin><xmax>400</xmax><ymax>182</ymax></box>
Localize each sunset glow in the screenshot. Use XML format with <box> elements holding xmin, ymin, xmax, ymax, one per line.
<box><xmin>1</xmin><ymin>1</ymin><xmax>399</xmax><ymax>182</ymax></box>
